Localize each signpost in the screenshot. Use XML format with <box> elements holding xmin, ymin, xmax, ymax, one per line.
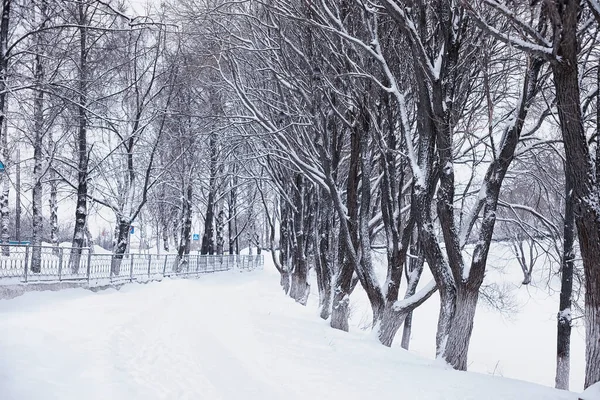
<box><xmin>193</xmin><ymin>233</ymin><xmax>200</xmax><ymax>241</ymax></box>
<box><xmin>130</xmin><ymin>226</ymin><xmax>135</xmax><ymax>234</ymax></box>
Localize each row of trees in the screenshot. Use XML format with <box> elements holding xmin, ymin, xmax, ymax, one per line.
<box><xmin>173</xmin><ymin>0</ymin><xmax>600</xmax><ymax>391</ymax></box>
<box><xmin>0</xmin><ymin>0</ymin><xmax>262</xmax><ymax>275</ymax></box>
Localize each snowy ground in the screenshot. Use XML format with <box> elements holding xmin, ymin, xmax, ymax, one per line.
<box><xmin>0</xmin><ymin>254</ymin><xmax>582</xmax><ymax>400</ymax></box>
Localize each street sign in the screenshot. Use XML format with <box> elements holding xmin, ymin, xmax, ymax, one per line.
<box><xmin>130</xmin><ymin>226</ymin><xmax>134</xmax><ymax>234</ymax></box>
<box><xmin>193</xmin><ymin>233</ymin><xmax>200</xmax><ymax>241</ymax></box>
<box><xmin>0</xmin><ymin>161</ymin><xmax>5</xmax><ymax>172</ymax></box>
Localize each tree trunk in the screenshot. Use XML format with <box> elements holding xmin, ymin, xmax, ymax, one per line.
<box><xmin>15</xmin><ymin>149</ymin><xmax>20</xmax><ymax>243</ymax></box>
<box><xmin>70</xmin><ymin>3</ymin><xmax>88</xmax><ymax>274</ymax></box>
<box><xmin>331</xmin><ymin>256</ymin><xmax>353</xmax><ymax>331</ymax></box>
<box><xmin>401</xmin><ymin>240</ymin><xmax>424</xmax><ymax>349</ymax></box>
<box><xmin>0</xmin><ymin>0</ymin><xmax>11</xmax><ymax>257</ymax></box>
<box><xmin>201</xmin><ymin>133</ymin><xmax>218</xmax><ymax>255</ymax></box>
<box><xmin>442</xmin><ymin>287</ymin><xmax>479</xmax><ymax>370</ymax></box>
<box><xmin>551</xmin><ymin>1</ymin><xmax>600</xmax><ymax>387</ymax></box>
<box><xmin>158</xmin><ymin>185</ymin><xmax>169</xmax><ymax>252</ymax></box>
<box><xmin>111</xmin><ymin>218</ymin><xmax>130</xmax><ymax>276</ymax></box>
<box><xmin>49</xmin><ymin>165</ymin><xmax>59</xmax><ymax>256</ymax></box>
<box><xmin>216</xmin><ymin>207</ymin><xmax>224</xmax><ymax>255</ymax></box>
<box><xmin>401</xmin><ymin>311</ymin><xmax>413</xmax><ymax>350</ymax></box>
<box><xmin>289</xmin><ymin>174</ymin><xmax>310</xmax><ymax>305</ymax></box>
<box><xmin>329</xmin><ymin>125</ymin><xmax>361</xmax><ymax>331</ymax></box>
<box><xmin>176</xmin><ymin>183</ymin><xmax>193</xmax><ymax>271</ymax></box>
<box><xmin>31</xmin><ymin>103</ymin><xmax>43</xmax><ymax>273</ymax></box>
<box><xmin>162</xmin><ymin>222</ymin><xmax>169</xmax><ymax>252</ymax></box>
<box><xmin>228</xmin><ymin>168</ymin><xmax>238</xmax><ymax>255</ymax></box>
<box><xmin>279</xmin><ymin>195</ymin><xmax>292</xmax><ymax>292</ymax></box>
<box><xmin>357</xmin><ymin>108</ymin><xmax>385</xmax><ymax>325</ymax></box>
<box><xmin>556</xmin><ymin>165</ymin><xmax>574</xmax><ymax>390</ymax></box>
<box><xmin>31</xmin><ymin>15</ymin><xmax>45</xmax><ymax>273</ymax></box>
<box><xmin>201</xmin><ymin>189</ymin><xmax>215</xmax><ymax>255</ymax></box>
<box><xmin>315</xmin><ymin>194</ymin><xmax>333</xmax><ymax>320</ymax></box>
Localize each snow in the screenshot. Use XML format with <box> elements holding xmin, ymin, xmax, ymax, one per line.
<box><xmin>0</xmin><ymin>252</ymin><xmax>582</xmax><ymax>400</ymax></box>
<box><xmin>581</xmin><ymin>382</ymin><xmax>600</xmax><ymax>400</ymax></box>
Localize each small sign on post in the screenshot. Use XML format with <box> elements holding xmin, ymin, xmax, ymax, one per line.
<box><xmin>130</xmin><ymin>226</ymin><xmax>134</xmax><ymax>234</ymax></box>
<box><xmin>0</xmin><ymin>161</ymin><xmax>5</xmax><ymax>172</ymax></box>
<box><xmin>192</xmin><ymin>233</ymin><xmax>200</xmax><ymax>241</ymax></box>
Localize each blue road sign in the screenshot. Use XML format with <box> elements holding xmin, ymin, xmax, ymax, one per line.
<box><xmin>193</xmin><ymin>233</ymin><xmax>200</xmax><ymax>241</ymax></box>
<box><xmin>0</xmin><ymin>161</ymin><xmax>5</xmax><ymax>172</ymax></box>
<box><xmin>130</xmin><ymin>226</ymin><xmax>134</xmax><ymax>234</ymax></box>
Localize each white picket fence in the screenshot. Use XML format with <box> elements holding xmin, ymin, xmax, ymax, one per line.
<box><xmin>0</xmin><ymin>245</ymin><xmax>263</xmax><ymax>285</ymax></box>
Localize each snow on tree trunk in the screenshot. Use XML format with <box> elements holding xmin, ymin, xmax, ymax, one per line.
<box><xmin>111</xmin><ymin>218</ymin><xmax>130</xmax><ymax>276</ymax></box>
<box><xmin>357</xmin><ymin>112</ymin><xmax>384</xmax><ymax>325</ymax></box>
<box><xmin>329</xmin><ymin>126</ymin><xmax>361</xmax><ymax>331</ymax></box>
<box><xmin>216</xmin><ymin>207</ymin><xmax>224</xmax><ymax>255</ymax></box>
<box><xmin>228</xmin><ymin>168</ymin><xmax>238</xmax><ymax>255</ymax></box>
<box><xmin>0</xmin><ymin>0</ymin><xmax>11</xmax><ymax>257</ymax></box>
<box><xmin>400</xmin><ymin>235</ymin><xmax>422</xmax><ymax>349</ymax></box>
<box><xmin>556</xmin><ymin>171</ymin><xmax>574</xmax><ymax>390</ymax></box>
<box><xmin>31</xmin><ymin>14</ymin><xmax>45</xmax><ymax>273</ymax></box>
<box><xmin>289</xmin><ymin>174</ymin><xmax>310</xmax><ymax>305</ymax></box>
<box><xmin>15</xmin><ymin>149</ymin><xmax>20</xmax><ymax>242</ymax></box>
<box><xmin>176</xmin><ymin>184</ymin><xmax>192</xmax><ymax>272</ymax></box>
<box><xmin>314</xmin><ymin>192</ymin><xmax>333</xmax><ymax>320</ymax></box>
<box><xmin>330</xmin><ymin>262</ymin><xmax>352</xmax><ymax>331</ymax></box>
<box><xmin>379</xmin><ymin>252</ymin><xmax>433</xmax><ymax>347</ymax></box>
<box><xmin>49</xmin><ymin>166</ymin><xmax>59</xmax><ymax>256</ymax></box>
<box><xmin>279</xmin><ymin>196</ymin><xmax>292</xmax><ymax>293</ymax></box>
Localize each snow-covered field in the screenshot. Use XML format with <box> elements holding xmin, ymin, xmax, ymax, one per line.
<box><xmin>0</xmin><ymin>251</ymin><xmax>585</xmax><ymax>400</ymax></box>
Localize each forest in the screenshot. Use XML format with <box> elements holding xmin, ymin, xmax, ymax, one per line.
<box><xmin>1</xmin><ymin>0</ymin><xmax>600</xmax><ymax>391</ymax></box>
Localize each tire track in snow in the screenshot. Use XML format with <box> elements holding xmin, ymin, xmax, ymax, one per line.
<box><xmin>111</xmin><ymin>280</ymin><xmax>292</xmax><ymax>400</ymax></box>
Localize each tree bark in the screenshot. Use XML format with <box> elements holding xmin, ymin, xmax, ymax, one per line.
<box><xmin>0</xmin><ymin>0</ymin><xmax>10</xmax><ymax>256</ymax></box>
<box><xmin>329</xmin><ymin>125</ymin><xmax>360</xmax><ymax>331</ymax></box>
<box><xmin>70</xmin><ymin>2</ymin><xmax>88</xmax><ymax>273</ymax></box>
<box><xmin>31</xmin><ymin>5</ymin><xmax>46</xmax><ymax>273</ymax></box>
<box><xmin>289</xmin><ymin>174</ymin><xmax>310</xmax><ymax>305</ymax></box>
<box><xmin>556</xmin><ymin>164</ymin><xmax>574</xmax><ymax>390</ymax></box>
<box><xmin>550</xmin><ymin>1</ymin><xmax>600</xmax><ymax>387</ymax></box>
<box><xmin>201</xmin><ymin>133</ymin><xmax>218</xmax><ymax>255</ymax></box>
<box><xmin>315</xmin><ymin>192</ymin><xmax>333</xmax><ymax>320</ymax></box>
<box><xmin>176</xmin><ymin>183</ymin><xmax>193</xmax><ymax>271</ymax></box>
<box><xmin>111</xmin><ymin>218</ymin><xmax>130</xmax><ymax>276</ymax></box>
<box><xmin>15</xmin><ymin>149</ymin><xmax>20</xmax><ymax>243</ymax></box>
<box><xmin>216</xmin><ymin>207</ymin><xmax>224</xmax><ymax>255</ymax></box>
<box><xmin>48</xmin><ymin>141</ymin><xmax>59</xmax><ymax>256</ymax></box>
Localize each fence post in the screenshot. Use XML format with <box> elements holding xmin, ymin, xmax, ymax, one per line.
<box><xmin>110</xmin><ymin>255</ymin><xmax>114</xmax><ymax>283</ymax></box>
<box><xmin>162</xmin><ymin>255</ymin><xmax>168</xmax><ymax>277</ymax></box>
<box><xmin>58</xmin><ymin>247</ymin><xmax>63</xmax><ymax>282</ymax></box>
<box><xmin>130</xmin><ymin>253</ymin><xmax>135</xmax><ymax>282</ymax></box>
<box><xmin>147</xmin><ymin>254</ymin><xmax>152</xmax><ymax>280</ymax></box>
<box><xmin>86</xmin><ymin>249</ymin><xmax>92</xmax><ymax>284</ymax></box>
<box><xmin>24</xmin><ymin>246</ymin><xmax>30</xmax><ymax>283</ymax></box>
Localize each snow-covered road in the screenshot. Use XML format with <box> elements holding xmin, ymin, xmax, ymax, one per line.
<box><xmin>0</xmin><ymin>269</ymin><xmax>579</xmax><ymax>400</ymax></box>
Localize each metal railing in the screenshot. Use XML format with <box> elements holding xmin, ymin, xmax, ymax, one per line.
<box><xmin>0</xmin><ymin>245</ymin><xmax>263</xmax><ymax>285</ymax></box>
